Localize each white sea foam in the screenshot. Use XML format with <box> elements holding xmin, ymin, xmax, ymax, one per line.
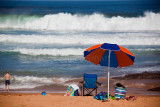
<box><xmin>0</xmin><ymin>32</ymin><xmax>160</xmax><ymax>45</ymax></box>
<box><xmin>10</xmin><ymin>48</ymin><xmax>84</xmax><ymax>56</ymax></box>
<box><xmin>0</xmin><ymin>12</ymin><xmax>160</xmax><ymax>31</ymax></box>
<box><xmin>2</xmin><ymin>47</ymin><xmax>159</xmax><ymax>56</ymax></box>
<box><xmin>0</xmin><ymin>76</ymin><xmax>71</xmax><ymax>89</ymax></box>
<box><xmin>131</xmin><ymin>48</ymin><xmax>160</xmax><ymax>51</ymax></box>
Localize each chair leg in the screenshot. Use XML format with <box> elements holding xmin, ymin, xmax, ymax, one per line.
<box><xmin>83</xmin><ymin>88</ymin><xmax>98</xmax><ymax>96</ymax></box>
<box><xmin>95</xmin><ymin>88</ymin><xmax>97</xmax><ymax>95</ymax></box>
<box><xmin>81</xmin><ymin>86</ymin><xmax>83</xmax><ymax>96</ymax></box>
<box><xmin>85</xmin><ymin>88</ymin><xmax>97</xmax><ymax>96</ymax></box>
<box><xmin>83</xmin><ymin>85</ymin><xmax>84</xmax><ymax>96</ymax></box>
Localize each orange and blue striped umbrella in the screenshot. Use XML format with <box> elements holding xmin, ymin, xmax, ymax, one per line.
<box><xmin>84</xmin><ymin>43</ymin><xmax>135</xmax><ymax>99</ymax></box>
<box><xmin>84</xmin><ymin>43</ymin><xmax>135</xmax><ymax>68</ymax></box>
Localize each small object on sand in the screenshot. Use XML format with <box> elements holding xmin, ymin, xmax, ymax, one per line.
<box><xmin>131</xmin><ymin>96</ymin><xmax>137</xmax><ymax>100</ymax></box>
<box><xmin>116</xmin><ymin>98</ymin><xmax>120</xmax><ymax>101</ymax></box>
<box><xmin>109</xmin><ymin>96</ymin><xmax>116</xmax><ymax>100</ymax></box>
<box><xmin>94</xmin><ymin>91</ymin><xmax>107</xmax><ymax>101</ymax></box>
<box><xmin>125</xmin><ymin>96</ymin><xmax>137</xmax><ymax>101</ymax></box>
<box><xmin>42</xmin><ymin>92</ymin><xmax>46</xmax><ymax>96</ymax></box>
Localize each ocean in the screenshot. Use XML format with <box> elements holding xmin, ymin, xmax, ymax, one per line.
<box><xmin>0</xmin><ymin>0</ymin><xmax>160</xmax><ymax>92</ymax></box>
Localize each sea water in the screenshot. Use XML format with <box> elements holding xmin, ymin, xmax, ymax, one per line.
<box><xmin>0</xmin><ymin>1</ymin><xmax>160</xmax><ymax>91</ymax></box>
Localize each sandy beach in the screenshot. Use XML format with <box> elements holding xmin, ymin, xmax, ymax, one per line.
<box><xmin>0</xmin><ymin>72</ymin><xmax>160</xmax><ymax>107</ymax></box>
<box><xmin>2</xmin><ymin>69</ymin><xmax>160</xmax><ymax>107</ymax></box>
<box><xmin>0</xmin><ymin>93</ymin><xmax>159</xmax><ymax>107</ymax></box>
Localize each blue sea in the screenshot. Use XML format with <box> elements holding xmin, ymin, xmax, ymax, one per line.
<box><xmin>0</xmin><ymin>0</ymin><xmax>160</xmax><ymax>92</ymax></box>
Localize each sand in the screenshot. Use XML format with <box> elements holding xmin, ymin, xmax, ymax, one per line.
<box><xmin>0</xmin><ymin>72</ymin><xmax>160</xmax><ymax>107</ymax></box>
<box><xmin>0</xmin><ymin>93</ymin><xmax>160</xmax><ymax>107</ymax></box>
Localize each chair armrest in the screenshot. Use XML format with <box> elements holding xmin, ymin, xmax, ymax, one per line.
<box><xmin>79</xmin><ymin>81</ymin><xmax>85</xmax><ymax>84</ymax></box>
<box><xmin>96</xmin><ymin>82</ymin><xmax>103</xmax><ymax>86</ymax></box>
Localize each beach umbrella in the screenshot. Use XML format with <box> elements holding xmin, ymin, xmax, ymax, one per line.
<box><xmin>84</xmin><ymin>43</ymin><xmax>135</xmax><ymax>98</ymax></box>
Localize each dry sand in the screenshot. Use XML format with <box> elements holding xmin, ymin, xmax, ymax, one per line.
<box><xmin>0</xmin><ymin>93</ymin><xmax>160</xmax><ymax>107</ymax></box>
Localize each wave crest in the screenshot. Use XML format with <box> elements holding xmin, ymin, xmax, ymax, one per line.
<box><xmin>1</xmin><ymin>47</ymin><xmax>160</xmax><ymax>56</ymax></box>
<box><xmin>0</xmin><ymin>12</ymin><xmax>160</xmax><ymax>31</ymax></box>
<box><xmin>6</xmin><ymin>48</ymin><xmax>84</xmax><ymax>56</ymax></box>
<box><xmin>0</xmin><ymin>76</ymin><xmax>71</xmax><ymax>89</ymax></box>
<box><xmin>0</xmin><ymin>32</ymin><xmax>160</xmax><ymax>45</ymax></box>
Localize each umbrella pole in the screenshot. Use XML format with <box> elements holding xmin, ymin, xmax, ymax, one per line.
<box><xmin>108</xmin><ymin>50</ymin><xmax>111</xmax><ymax>99</ymax></box>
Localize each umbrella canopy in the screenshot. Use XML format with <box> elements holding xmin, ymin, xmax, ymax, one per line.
<box><xmin>84</xmin><ymin>43</ymin><xmax>135</xmax><ymax>98</ymax></box>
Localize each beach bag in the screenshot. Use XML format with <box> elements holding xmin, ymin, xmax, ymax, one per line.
<box><xmin>42</xmin><ymin>92</ymin><xmax>46</xmax><ymax>96</ymax></box>
<box><xmin>115</xmin><ymin>87</ymin><xmax>126</xmax><ymax>99</ymax></box>
<box><xmin>94</xmin><ymin>91</ymin><xmax>107</xmax><ymax>100</ymax></box>
<box><xmin>74</xmin><ymin>89</ymin><xmax>79</xmax><ymax>96</ymax></box>
<box><xmin>64</xmin><ymin>84</ymin><xmax>79</xmax><ymax>96</ymax></box>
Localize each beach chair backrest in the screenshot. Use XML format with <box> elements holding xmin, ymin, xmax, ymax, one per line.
<box><xmin>84</xmin><ymin>74</ymin><xmax>97</xmax><ymax>88</ymax></box>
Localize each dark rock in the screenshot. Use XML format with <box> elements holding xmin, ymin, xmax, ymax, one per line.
<box><xmin>147</xmin><ymin>87</ymin><xmax>160</xmax><ymax>92</ymax></box>
<box><xmin>112</xmin><ymin>71</ymin><xmax>160</xmax><ymax>80</ymax></box>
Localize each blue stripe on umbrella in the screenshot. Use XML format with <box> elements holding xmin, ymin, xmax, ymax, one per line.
<box><xmin>126</xmin><ymin>54</ymin><xmax>135</xmax><ymax>62</ymax></box>
<box><xmin>101</xmin><ymin>43</ymin><xmax>120</xmax><ymax>51</ymax></box>
<box><xmin>84</xmin><ymin>48</ymin><xmax>98</xmax><ymax>57</ymax></box>
<box><xmin>99</xmin><ymin>51</ymin><xmax>118</xmax><ymax>67</ymax></box>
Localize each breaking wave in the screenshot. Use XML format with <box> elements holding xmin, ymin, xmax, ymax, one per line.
<box><xmin>0</xmin><ymin>76</ymin><xmax>71</xmax><ymax>89</ymax></box>
<box><xmin>1</xmin><ymin>47</ymin><xmax>159</xmax><ymax>56</ymax></box>
<box><xmin>0</xmin><ymin>32</ymin><xmax>160</xmax><ymax>45</ymax></box>
<box><xmin>7</xmin><ymin>48</ymin><xmax>84</xmax><ymax>56</ymax></box>
<box><xmin>0</xmin><ymin>12</ymin><xmax>160</xmax><ymax>31</ymax></box>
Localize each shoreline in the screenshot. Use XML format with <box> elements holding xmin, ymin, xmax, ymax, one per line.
<box><xmin>0</xmin><ymin>71</ymin><xmax>160</xmax><ymax>95</ymax></box>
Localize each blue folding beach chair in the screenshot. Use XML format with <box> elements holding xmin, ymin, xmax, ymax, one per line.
<box><xmin>80</xmin><ymin>74</ymin><xmax>102</xmax><ymax>96</ymax></box>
